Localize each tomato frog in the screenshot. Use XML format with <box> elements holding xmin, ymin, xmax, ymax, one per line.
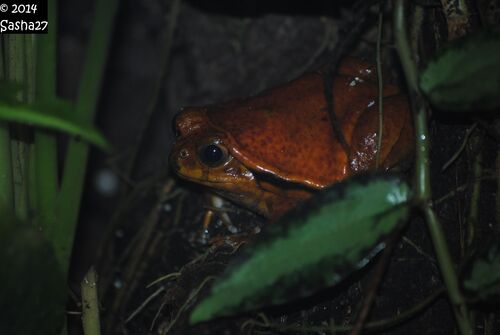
<box><xmin>170</xmin><ymin>57</ymin><xmax>413</xmax><ymax>222</ymax></box>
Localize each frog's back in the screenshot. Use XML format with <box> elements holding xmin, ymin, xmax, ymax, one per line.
<box><xmin>207</xmin><ymin>58</ymin><xmax>413</xmax><ymax>189</ymax></box>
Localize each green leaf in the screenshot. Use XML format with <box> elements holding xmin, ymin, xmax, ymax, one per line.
<box><xmin>0</xmin><ymin>98</ymin><xmax>110</xmax><ymax>150</ymax></box>
<box><xmin>190</xmin><ymin>174</ymin><xmax>410</xmax><ymax>323</ymax></box>
<box><xmin>0</xmin><ymin>211</ymin><xmax>66</xmax><ymax>335</ymax></box>
<box><xmin>419</xmin><ymin>27</ymin><xmax>500</xmax><ymax>111</ymax></box>
<box><xmin>463</xmin><ymin>238</ymin><xmax>500</xmax><ymax>304</ymax></box>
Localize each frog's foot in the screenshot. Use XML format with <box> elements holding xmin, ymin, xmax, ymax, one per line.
<box><xmin>202</xmin><ymin>209</ymin><xmax>215</xmax><ymax>231</ymax></box>
<box><xmin>203</xmin><ymin>194</ymin><xmax>237</xmax><ymax>232</ymax></box>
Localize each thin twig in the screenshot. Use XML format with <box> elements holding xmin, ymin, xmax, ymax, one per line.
<box><xmin>147</xmin><ymin>272</ymin><xmax>181</xmax><ymax>288</ymax></box>
<box><xmin>441</xmin><ymin>123</ymin><xmax>477</xmax><ymax>172</ymax></box>
<box><xmin>161</xmin><ymin>276</ymin><xmax>215</xmax><ymax>335</ymax></box>
<box><xmin>289</xmin><ymin>17</ymin><xmax>336</xmax><ymax>79</ymax></box>
<box><xmin>495</xmin><ymin>119</ymin><xmax>500</xmax><ymax>231</ymax></box>
<box><xmin>432</xmin><ymin>174</ymin><xmax>495</xmax><ymax>206</ymax></box>
<box><xmin>350</xmin><ymin>233</ymin><xmax>397</xmax><ymax>335</ymax></box>
<box><xmin>466</xmin><ymin>131</ymin><xmax>483</xmax><ymax>250</ymax></box>
<box><xmin>125</xmin><ymin>0</ymin><xmax>181</xmax><ymax>183</ymax></box>
<box><xmin>151</xmin><ymin>297</ymin><xmax>169</xmax><ymax>331</ymax></box>
<box><xmin>323</xmin><ymin>0</ymin><xmax>379</xmax><ymax>158</ymax></box>
<box><xmin>125</xmin><ymin>286</ymin><xmax>165</xmax><ymax>324</ymax></box>
<box><xmin>247</xmin><ymin>287</ymin><xmax>445</xmax><ymax>334</ymax></box>
<box><xmin>106</xmin><ymin>179</ymin><xmax>175</xmax><ymax>333</ymax></box>
<box><xmin>98</xmin><ymin>175</ymin><xmax>173</xmax><ymax>295</ymax></box>
<box><xmin>375</xmin><ymin>5</ymin><xmax>384</xmax><ymax>168</ymax></box>
<box><xmin>402</xmin><ymin>236</ymin><xmax>437</xmax><ymax>264</ymax></box>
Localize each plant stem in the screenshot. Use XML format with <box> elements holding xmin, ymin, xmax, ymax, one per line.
<box><xmin>375</xmin><ymin>6</ymin><xmax>384</xmax><ymax>169</ymax></box>
<box><xmin>423</xmin><ymin>207</ymin><xmax>472</xmax><ymax>333</ymax></box>
<box><xmin>466</xmin><ymin>133</ymin><xmax>482</xmax><ymax>250</ymax></box>
<box><xmin>56</xmin><ymin>0</ymin><xmax>119</xmax><ymax>275</ymax></box>
<box><xmin>81</xmin><ymin>267</ymin><xmax>101</xmax><ymax>335</ymax></box>
<box><xmin>393</xmin><ymin>1</ymin><xmax>472</xmax><ymax>334</ymax></box>
<box><xmin>35</xmin><ymin>0</ymin><xmax>58</xmax><ymax>235</ymax></box>
<box><xmin>393</xmin><ymin>5</ymin><xmax>430</xmax><ymax>200</ymax></box>
<box><xmin>5</xmin><ymin>35</ymin><xmax>30</xmax><ymax>221</ymax></box>
<box><xmin>25</xmin><ymin>35</ymin><xmax>37</xmax><ymax>215</ymax></box>
<box><xmin>496</xmin><ymin>119</ymin><xmax>500</xmax><ymax>230</ymax></box>
<box><xmin>0</xmin><ymin>38</ymin><xmax>13</xmax><ymax>211</ymax></box>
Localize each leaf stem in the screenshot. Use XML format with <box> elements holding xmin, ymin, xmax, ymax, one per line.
<box><xmin>393</xmin><ymin>1</ymin><xmax>472</xmax><ymax>334</ymax></box>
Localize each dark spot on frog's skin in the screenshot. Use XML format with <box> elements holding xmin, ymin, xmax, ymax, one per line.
<box><xmin>320</xmin><ymin>116</ymin><xmax>328</xmax><ymax>122</ymax></box>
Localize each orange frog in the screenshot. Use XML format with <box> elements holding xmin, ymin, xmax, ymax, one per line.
<box><xmin>170</xmin><ymin>58</ymin><xmax>413</xmax><ymax>221</ymax></box>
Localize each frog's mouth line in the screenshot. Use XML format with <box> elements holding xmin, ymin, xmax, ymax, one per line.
<box><xmin>252</xmin><ymin>170</ymin><xmax>316</xmax><ymax>195</ymax></box>
<box><xmin>175</xmin><ymin>161</ymin><xmax>314</xmax><ymax>200</ymax></box>
<box><xmin>176</xmin><ymin>173</ymin><xmax>236</xmax><ymax>185</ymax></box>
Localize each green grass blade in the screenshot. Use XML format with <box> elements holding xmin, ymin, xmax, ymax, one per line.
<box><xmin>55</xmin><ymin>0</ymin><xmax>119</xmax><ymax>275</ymax></box>
<box><xmin>4</xmin><ymin>35</ymin><xmax>30</xmax><ymax>221</ymax></box>
<box><xmin>34</xmin><ymin>0</ymin><xmax>58</xmax><ymax>236</ymax></box>
<box><xmin>190</xmin><ymin>174</ymin><xmax>410</xmax><ymax>323</ymax></box>
<box><xmin>0</xmin><ymin>102</ymin><xmax>110</xmax><ymax>150</ymax></box>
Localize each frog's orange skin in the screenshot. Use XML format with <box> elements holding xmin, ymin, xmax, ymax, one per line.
<box><xmin>170</xmin><ymin>58</ymin><xmax>413</xmax><ymax>219</ymax></box>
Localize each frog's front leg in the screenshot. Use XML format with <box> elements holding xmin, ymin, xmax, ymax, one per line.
<box><xmin>203</xmin><ymin>194</ymin><xmax>254</xmax><ymax>247</ymax></box>
<box><xmin>203</xmin><ymin>194</ymin><xmax>235</xmax><ymax>232</ymax></box>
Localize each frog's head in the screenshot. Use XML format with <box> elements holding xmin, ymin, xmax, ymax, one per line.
<box><xmin>171</xmin><ymin>107</ymin><xmax>231</xmax><ymax>182</ymax></box>
<box><xmin>170</xmin><ymin>107</ymin><xmax>279</xmax><ymax>217</ymax></box>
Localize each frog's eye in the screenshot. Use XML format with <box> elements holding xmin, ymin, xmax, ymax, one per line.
<box><xmin>199</xmin><ymin>143</ymin><xmax>229</xmax><ymax>167</ymax></box>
